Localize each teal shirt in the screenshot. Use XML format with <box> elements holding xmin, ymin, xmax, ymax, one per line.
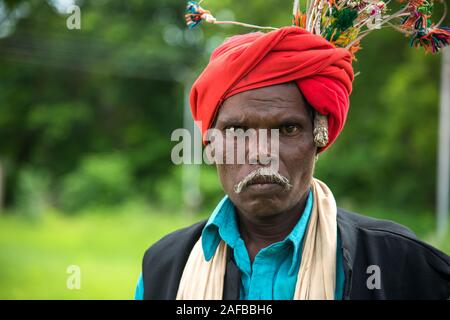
<box><xmin>202</xmin><ymin>190</ymin><xmax>345</xmax><ymax>300</ymax></box>
<box><xmin>134</xmin><ymin>190</ymin><xmax>345</xmax><ymax>300</ymax></box>
<box><xmin>134</xmin><ymin>273</ymin><xmax>144</xmax><ymax>300</ymax></box>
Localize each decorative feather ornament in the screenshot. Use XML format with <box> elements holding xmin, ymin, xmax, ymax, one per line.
<box><xmin>184</xmin><ymin>0</ymin><xmax>450</xmax><ymax>57</ymax></box>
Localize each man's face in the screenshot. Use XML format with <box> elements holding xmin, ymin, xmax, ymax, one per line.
<box><xmin>213</xmin><ymin>82</ymin><xmax>316</xmax><ymax>218</ymax></box>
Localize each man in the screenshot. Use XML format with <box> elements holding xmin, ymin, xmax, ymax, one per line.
<box><xmin>136</xmin><ymin>26</ymin><xmax>450</xmax><ymax>300</ymax></box>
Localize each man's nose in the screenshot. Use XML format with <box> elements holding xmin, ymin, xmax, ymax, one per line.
<box><xmin>248</xmin><ymin>129</ymin><xmax>271</xmax><ymax>165</ymax></box>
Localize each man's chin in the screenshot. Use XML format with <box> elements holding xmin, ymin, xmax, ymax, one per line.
<box><xmin>231</xmin><ymin>189</ymin><xmax>291</xmax><ymax>216</ymax></box>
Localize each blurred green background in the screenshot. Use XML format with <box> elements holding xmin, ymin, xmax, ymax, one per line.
<box><xmin>0</xmin><ymin>0</ymin><xmax>449</xmax><ymax>299</ymax></box>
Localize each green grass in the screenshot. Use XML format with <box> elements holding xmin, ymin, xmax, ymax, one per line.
<box><xmin>0</xmin><ymin>202</ymin><xmax>448</xmax><ymax>299</ymax></box>
<box><xmin>0</xmin><ymin>202</ymin><xmax>198</xmax><ymax>299</ymax></box>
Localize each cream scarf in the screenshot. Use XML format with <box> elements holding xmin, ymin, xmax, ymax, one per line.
<box><xmin>176</xmin><ymin>178</ymin><xmax>337</xmax><ymax>300</ymax></box>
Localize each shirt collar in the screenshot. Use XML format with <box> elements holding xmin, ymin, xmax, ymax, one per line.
<box><xmin>201</xmin><ymin>195</ymin><xmax>239</xmax><ymax>261</ymax></box>
<box><xmin>201</xmin><ymin>189</ymin><xmax>314</xmax><ymax>274</ymax></box>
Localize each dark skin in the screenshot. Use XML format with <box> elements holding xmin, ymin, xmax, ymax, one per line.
<box><xmin>211</xmin><ymin>82</ymin><xmax>317</xmax><ymax>263</ymax></box>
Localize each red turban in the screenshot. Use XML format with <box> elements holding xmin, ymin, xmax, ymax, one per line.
<box><xmin>190</xmin><ymin>26</ymin><xmax>354</xmax><ymax>151</ymax></box>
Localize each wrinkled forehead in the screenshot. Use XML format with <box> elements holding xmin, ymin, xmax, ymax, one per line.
<box><xmin>213</xmin><ymin>83</ymin><xmax>314</xmax><ymax>127</ymax></box>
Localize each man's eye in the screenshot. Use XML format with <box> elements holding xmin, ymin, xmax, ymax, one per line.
<box><xmin>280</xmin><ymin>124</ymin><xmax>300</xmax><ymax>135</ymax></box>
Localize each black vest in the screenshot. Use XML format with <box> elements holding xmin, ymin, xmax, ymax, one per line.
<box><xmin>142</xmin><ymin>208</ymin><xmax>450</xmax><ymax>299</ymax></box>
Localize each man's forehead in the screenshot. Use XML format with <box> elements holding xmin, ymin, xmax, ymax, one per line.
<box><xmin>216</xmin><ymin>103</ymin><xmax>310</xmax><ymax>128</ymax></box>
<box><xmin>217</xmin><ymin>84</ymin><xmax>308</xmax><ymax>122</ymax></box>
<box><xmin>225</xmin><ymin>83</ymin><xmax>303</xmax><ymax>104</ymax></box>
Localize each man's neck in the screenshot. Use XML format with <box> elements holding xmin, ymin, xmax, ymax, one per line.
<box><xmin>236</xmin><ymin>192</ymin><xmax>309</xmax><ymax>263</ymax></box>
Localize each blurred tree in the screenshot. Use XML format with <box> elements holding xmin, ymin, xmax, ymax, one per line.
<box><xmin>60</xmin><ymin>153</ymin><xmax>134</xmax><ymax>212</ymax></box>
<box><xmin>0</xmin><ymin>158</ymin><xmax>4</xmax><ymax>213</ymax></box>
<box><xmin>0</xmin><ymin>0</ymin><xmax>203</xmax><ymax>208</ymax></box>
<box><xmin>0</xmin><ymin>0</ymin><xmax>446</xmax><ymax>215</ymax></box>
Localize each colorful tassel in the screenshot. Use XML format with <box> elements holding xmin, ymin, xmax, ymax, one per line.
<box><xmin>185</xmin><ymin>0</ymin><xmax>450</xmax><ymax>55</ymax></box>
<box><xmin>185</xmin><ymin>1</ymin><xmax>215</xmax><ymax>29</ymax></box>
<box><xmin>411</xmin><ymin>27</ymin><xmax>450</xmax><ymax>53</ymax></box>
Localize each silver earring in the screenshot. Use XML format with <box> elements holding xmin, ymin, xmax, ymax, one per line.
<box><xmin>313</xmin><ymin>113</ymin><xmax>328</xmax><ymax>148</ymax></box>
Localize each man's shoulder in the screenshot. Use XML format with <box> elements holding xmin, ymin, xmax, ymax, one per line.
<box><xmin>337</xmin><ymin>207</ymin><xmax>450</xmax><ymax>277</ymax></box>
<box><xmin>337</xmin><ymin>208</ymin><xmax>450</xmax><ymax>299</ymax></box>
<box><xmin>337</xmin><ymin>208</ymin><xmax>417</xmax><ymax>239</ymax></box>
<box><xmin>141</xmin><ymin>219</ymin><xmax>208</xmax><ymax>299</ymax></box>
<box><xmin>337</xmin><ymin>207</ymin><xmax>449</xmax><ymax>258</ymax></box>
<box><xmin>144</xmin><ymin>219</ymin><xmax>207</xmax><ymax>260</ymax></box>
